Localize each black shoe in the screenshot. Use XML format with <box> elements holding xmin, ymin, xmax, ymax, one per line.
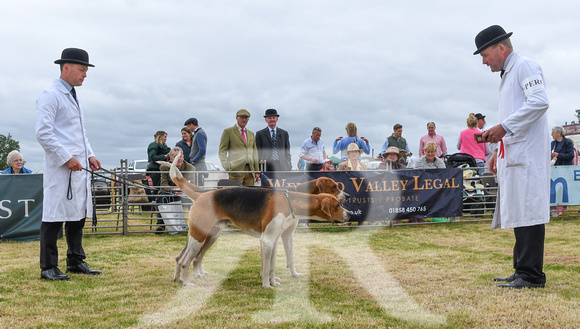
<box><xmin>493</xmin><ymin>273</ymin><xmax>519</xmax><ymax>282</ymax></box>
<box><xmin>66</xmin><ymin>262</ymin><xmax>102</xmax><ymax>275</ymax></box>
<box><xmin>498</xmin><ymin>277</ymin><xmax>545</xmax><ymax>289</ymax></box>
<box><xmin>41</xmin><ymin>267</ymin><xmax>70</xmax><ymax>281</ymax></box>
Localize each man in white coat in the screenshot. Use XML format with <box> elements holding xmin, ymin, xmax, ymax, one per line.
<box><xmin>476</xmin><ymin>26</ymin><xmax>550</xmax><ymax>289</ymax></box>
<box><xmin>36</xmin><ymin>48</ymin><xmax>102</xmax><ymax>280</ymax></box>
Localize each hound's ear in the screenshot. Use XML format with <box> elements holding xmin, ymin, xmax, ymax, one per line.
<box><xmin>315</xmin><ymin>179</ymin><xmax>324</xmax><ymax>193</ymax></box>
<box><xmin>321</xmin><ymin>198</ymin><xmax>331</xmax><ymax>217</ymax></box>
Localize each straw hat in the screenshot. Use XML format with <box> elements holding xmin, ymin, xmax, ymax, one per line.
<box><xmin>343</xmin><ymin>143</ymin><xmax>363</xmax><ymax>155</ymax></box>
<box><xmin>382</xmin><ymin>146</ymin><xmax>401</xmax><ymax>157</ymax></box>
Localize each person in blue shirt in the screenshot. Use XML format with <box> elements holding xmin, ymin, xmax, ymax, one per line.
<box><xmin>333</xmin><ymin>122</ymin><xmax>370</xmax><ymax>161</ymax></box>
<box><xmin>1</xmin><ymin>150</ymin><xmax>33</xmax><ymax>174</ymax></box>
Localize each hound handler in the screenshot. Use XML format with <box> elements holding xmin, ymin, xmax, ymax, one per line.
<box><xmin>476</xmin><ymin>25</ymin><xmax>550</xmax><ymax>289</ymax></box>
<box><xmin>36</xmin><ymin>48</ymin><xmax>102</xmax><ymax>280</ymax></box>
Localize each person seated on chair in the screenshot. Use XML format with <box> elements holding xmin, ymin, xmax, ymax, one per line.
<box><xmin>415</xmin><ymin>142</ymin><xmax>446</xmax><ymax>169</ymax></box>
<box><xmin>1</xmin><ymin>150</ymin><xmax>33</xmax><ymax>174</ymax></box>
<box><xmin>379</xmin><ymin>146</ymin><xmax>407</xmax><ymax>170</ymax></box>
<box><xmin>160</xmin><ymin>147</ymin><xmax>196</xmax><ymax>195</ymax></box>
<box><xmin>337</xmin><ymin>143</ymin><xmax>367</xmax><ymax>170</ymax></box>
<box><xmin>320</xmin><ymin>158</ymin><xmax>335</xmax><ymax>171</ymax></box>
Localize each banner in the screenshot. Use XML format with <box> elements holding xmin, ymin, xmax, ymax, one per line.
<box><xmin>0</xmin><ymin>174</ymin><xmax>43</xmax><ymax>241</ymax></box>
<box><xmin>261</xmin><ymin>169</ymin><xmax>464</xmax><ymax>222</ymax></box>
<box><xmin>550</xmin><ymin>166</ymin><xmax>580</xmax><ymax>206</ymax></box>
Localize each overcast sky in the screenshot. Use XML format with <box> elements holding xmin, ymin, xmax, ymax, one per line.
<box><xmin>2</xmin><ymin>0</ymin><xmax>580</xmax><ymax>172</ymax></box>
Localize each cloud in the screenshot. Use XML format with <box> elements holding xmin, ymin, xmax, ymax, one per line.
<box><xmin>2</xmin><ymin>0</ymin><xmax>580</xmax><ymax>172</ymax></box>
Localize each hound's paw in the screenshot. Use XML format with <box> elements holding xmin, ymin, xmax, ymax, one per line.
<box><xmin>270</xmin><ymin>280</ymin><xmax>281</xmax><ymax>287</ymax></box>
<box><xmin>193</xmin><ymin>272</ymin><xmax>207</xmax><ymax>279</ymax></box>
<box><xmin>291</xmin><ymin>272</ymin><xmax>303</xmax><ymax>278</ymax></box>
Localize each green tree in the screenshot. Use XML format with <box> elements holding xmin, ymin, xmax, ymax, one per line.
<box><xmin>0</xmin><ymin>133</ymin><xmax>20</xmax><ymax>170</ymax></box>
<box><xmin>575</xmin><ymin>109</ymin><xmax>580</xmax><ymax>122</ymax></box>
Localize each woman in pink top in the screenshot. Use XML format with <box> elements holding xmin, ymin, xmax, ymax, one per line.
<box><xmin>457</xmin><ymin>113</ymin><xmax>485</xmax><ymax>172</ymax></box>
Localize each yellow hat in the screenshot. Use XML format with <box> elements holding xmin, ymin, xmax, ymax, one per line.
<box><xmin>343</xmin><ymin>143</ymin><xmax>363</xmax><ymax>155</ymax></box>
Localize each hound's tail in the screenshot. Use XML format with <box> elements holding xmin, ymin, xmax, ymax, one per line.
<box><xmin>167</xmin><ymin>154</ymin><xmax>204</xmax><ymax>201</ymax></box>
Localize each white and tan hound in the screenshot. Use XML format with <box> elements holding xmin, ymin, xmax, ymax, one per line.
<box><xmin>169</xmin><ymin>155</ymin><xmax>350</xmax><ymax>288</ymax></box>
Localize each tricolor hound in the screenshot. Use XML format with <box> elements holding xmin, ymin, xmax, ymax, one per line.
<box><xmin>168</xmin><ymin>155</ymin><xmax>350</xmax><ymax>288</ymax></box>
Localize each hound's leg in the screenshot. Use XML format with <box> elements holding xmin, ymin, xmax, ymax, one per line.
<box><xmin>270</xmin><ymin>236</ymin><xmax>281</xmax><ymax>284</ymax></box>
<box><xmin>281</xmin><ymin>221</ymin><xmax>302</xmax><ymax>277</ymax></box>
<box><xmin>173</xmin><ymin>237</ymin><xmax>189</xmax><ymax>282</ymax></box>
<box><xmin>260</xmin><ymin>236</ymin><xmax>277</xmax><ymax>288</ymax></box>
<box><xmin>177</xmin><ymin>236</ymin><xmax>204</xmax><ymax>286</ymax></box>
<box><xmin>192</xmin><ymin>226</ymin><xmax>222</xmax><ymax>278</ymax></box>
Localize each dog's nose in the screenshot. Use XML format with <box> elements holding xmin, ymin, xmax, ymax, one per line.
<box><xmin>344</xmin><ymin>192</ymin><xmax>350</xmax><ymax>200</ymax></box>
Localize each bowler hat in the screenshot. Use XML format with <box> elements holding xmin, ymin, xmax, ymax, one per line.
<box><xmin>473</xmin><ymin>25</ymin><xmax>513</xmax><ymax>55</ymax></box>
<box><xmin>54</xmin><ymin>48</ymin><xmax>95</xmax><ymax>67</ymax></box>
<box><xmin>474</xmin><ymin>113</ymin><xmax>486</xmax><ymax>120</ymax></box>
<box><xmin>236</xmin><ymin>109</ymin><xmax>251</xmax><ymax>117</ymax></box>
<box><xmin>264</xmin><ymin>109</ymin><xmax>279</xmax><ymax>117</ymax></box>
<box><xmin>184</xmin><ymin>117</ymin><xmax>198</xmax><ymax>126</ymax></box>
<box><xmin>343</xmin><ymin>143</ymin><xmax>364</xmax><ymax>155</ymax></box>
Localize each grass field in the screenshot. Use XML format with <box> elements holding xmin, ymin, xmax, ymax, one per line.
<box><xmin>1</xmin><ymin>218</ymin><xmax>579</xmax><ymax>328</ymax></box>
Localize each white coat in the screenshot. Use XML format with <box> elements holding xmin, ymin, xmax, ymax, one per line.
<box><xmin>492</xmin><ymin>52</ymin><xmax>550</xmax><ymax>229</ymax></box>
<box><xmin>36</xmin><ymin>79</ymin><xmax>95</xmax><ymax>222</ymax></box>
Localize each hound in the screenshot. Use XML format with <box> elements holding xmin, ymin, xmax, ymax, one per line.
<box><xmin>169</xmin><ymin>155</ymin><xmax>350</xmax><ymax>288</ymax></box>
<box><xmin>157</xmin><ymin>159</ymin><xmax>349</xmax><ymax>278</ymax></box>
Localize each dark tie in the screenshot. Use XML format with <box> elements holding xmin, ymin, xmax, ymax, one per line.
<box><xmin>71</xmin><ymin>87</ymin><xmax>78</xmax><ymax>104</ymax></box>
<box><xmin>500</xmin><ymin>69</ymin><xmax>505</xmax><ymax>78</ymax></box>
<box><xmin>271</xmin><ymin>129</ymin><xmax>279</xmax><ymax>161</ymax></box>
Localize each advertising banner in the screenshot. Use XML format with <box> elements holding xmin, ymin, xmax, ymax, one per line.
<box><xmin>261</xmin><ymin>169</ymin><xmax>464</xmax><ymax>222</ymax></box>
<box><xmin>0</xmin><ymin>174</ymin><xmax>43</xmax><ymax>241</ymax></box>
<box><xmin>550</xmin><ymin>166</ymin><xmax>580</xmax><ymax>206</ymax></box>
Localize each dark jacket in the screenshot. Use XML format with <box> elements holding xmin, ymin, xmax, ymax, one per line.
<box><xmin>552</xmin><ymin>136</ymin><xmax>574</xmax><ymax>166</ymax></box>
<box><xmin>255</xmin><ymin>127</ymin><xmax>292</xmax><ymax>171</ymax></box>
<box><xmin>175</xmin><ymin>139</ymin><xmax>192</xmax><ymax>163</ymax></box>
<box><xmin>147</xmin><ymin>142</ymin><xmax>171</xmax><ymax>171</ymax></box>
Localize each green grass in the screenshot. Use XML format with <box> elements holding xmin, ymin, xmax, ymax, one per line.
<box><xmin>1</xmin><ymin>218</ymin><xmax>579</xmax><ymax>328</ymax></box>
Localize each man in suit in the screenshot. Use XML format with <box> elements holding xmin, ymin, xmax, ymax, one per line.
<box><xmin>218</xmin><ymin>109</ymin><xmax>260</xmax><ymax>186</ymax></box>
<box><xmin>255</xmin><ymin>109</ymin><xmax>292</xmax><ymax>171</ymax></box>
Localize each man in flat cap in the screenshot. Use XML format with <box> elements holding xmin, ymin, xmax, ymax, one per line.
<box><xmin>475</xmin><ymin>25</ymin><xmax>550</xmax><ymax>289</ymax></box>
<box><xmin>184</xmin><ymin>117</ymin><xmax>207</xmax><ymax>185</ymax></box>
<box><xmin>255</xmin><ymin>109</ymin><xmax>292</xmax><ymax>171</ymax></box>
<box><xmin>35</xmin><ymin>48</ymin><xmax>102</xmax><ymax>280</ymax></box>
<box><xmin>218</xmin><ymin>109</ymin><xmax>260</xmax><ymax>185</ymax></box>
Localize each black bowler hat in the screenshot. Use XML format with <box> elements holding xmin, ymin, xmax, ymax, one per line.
<box><xmin>54</xmin><ymin>48</ymin><xmax>95</xmax><ymax>67</ymax></box>
<box><xmin>184</xmin><ymin>117</ymin><xmax>198</xmax><ymax>126</ymax></box>
<box><xmin>264</xmin><ymin>109</ymin><xmax>279</xmax><ymax>117</ymax></box>
<box><xmin>473</xmin><ymin>25</ymin><xmax>513</xmax><ymax>55</ymax></box>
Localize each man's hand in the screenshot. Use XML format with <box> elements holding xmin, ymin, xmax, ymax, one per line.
<box><xmin>335</xmin><ymin>136</ymin><xmax>343</xmax><ymax>142</ymax></box>
<box><xmin>65</xmin><ymin>157</ymin><xmax>83</xmax><ymax>171</ymax></box>
<box><xmin>89</xmin><ymin>156</ymin><xmax>101</xmax><ymax>171</ymax></box>
<box><xmin>489</xmin><ymin>151</ymin><xmax>498</xmax><ymax>175</ymax></box>
<box><xmin>482</xmin><ymin>124</ymin><xmax>507</xmax><ymax>144</ymax></box>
